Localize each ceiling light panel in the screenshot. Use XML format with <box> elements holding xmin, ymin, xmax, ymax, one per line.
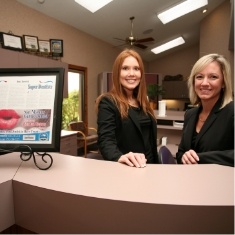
<box><xmin>151</xmin><ymin>37</ymin><xmax>185</xmax><ymax>54</ymax></box>
<box><xmin>158</xmin><ymin>0</ymin><xmax>208</xmax><ymax>24</ymax></box>
<box><xmin>74</xmin><ymin>0</ymin><xmax>113</xmax><ymax>13</ymax></box>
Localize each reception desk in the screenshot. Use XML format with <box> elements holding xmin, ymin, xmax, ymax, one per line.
<box><xmin>0</xmin><ymin>152</ymin><xmax>234</xmax><ymax>234</ymax></box>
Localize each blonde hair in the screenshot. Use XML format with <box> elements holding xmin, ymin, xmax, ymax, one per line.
<box><xmin>96</xmin><ymin>49</ymin><xmax>154</xmax><ymax>118</ymax></box>
<box><xmin>188</xmin><ymin>53</ymin><xmax>233</xmax><ymax>108</ymax></box>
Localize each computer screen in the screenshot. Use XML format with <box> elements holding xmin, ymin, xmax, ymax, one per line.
<box><xmin>0</xmin><ymin>67</ymin><xmax>64</xmax><ymax>153</ymax></box>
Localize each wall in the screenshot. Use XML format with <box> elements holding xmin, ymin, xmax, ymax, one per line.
<box><xmin>0</xmin><ymin>0</ymin><xmax>120</xmax><ymax>128</ymax></box>
<box><xmin>148</xmin><ymin>44</ymin><xmax>199</xmax><ymax>80</ymax></box>
<box><xmin>148</xmin><ymin>45</ymin><xmax>199</xmax><ymax>110</ymax></box>
<box><xmin>149</xmin><ymin>0</ymin><xmax>233</xmax><ymax>82</ymax></box>
<box><xmin>0</xmin><ymin>0</ymin><xmax>233</xmax><ymax>127</ymax></box>
<box><xmin>148</xmin><ymin>0</ymin><xmax>234</xmax><ymax>110</ymax></box>
<box><xmin>200</xmin><ymin>0</ymin><xmax>234</xmax><ymax>87</ymax></box>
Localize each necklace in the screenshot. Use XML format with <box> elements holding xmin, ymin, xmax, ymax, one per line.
<box><xmin>199</xmin><ymin>113</ymin><xmax>208</xmax><ymax>122</ymax></box>
<box><xmin>199</xmin><ymin>118</ymin><xmax>206</xmax><ymax>122</ymax></box>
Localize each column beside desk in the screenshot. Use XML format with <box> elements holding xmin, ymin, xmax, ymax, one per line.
<box><xmin>155</xmin><ymin>110</ymin><xmax>185</xmax><ymax>156</ymax></box>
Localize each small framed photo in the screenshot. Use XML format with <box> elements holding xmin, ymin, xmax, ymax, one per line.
<box><xmin>0</xmin><ymin>32</ymin><xmax>23</xmax><ymax>51</ymax></box>
<box><xmin>23</xmin><ymin>35</ymin><xmax>39</xmax><ymax>52</ymax></box>
<box><xmin>50</xmin><ymin>39</ymin><xmax>63</xmax><ymax>57</ymax></box>
<box><xmin>38</xmin><ymin>40</ymin><xmax>50</xmax><ymax>54</ymax></box>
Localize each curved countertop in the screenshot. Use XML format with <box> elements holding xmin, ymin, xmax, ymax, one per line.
<box><xmin>0</xmin><ymin>152</ymin><xmax>234</xmax><ymax>234</ymax></box>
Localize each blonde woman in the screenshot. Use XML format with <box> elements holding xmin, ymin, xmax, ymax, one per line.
<box><xmin>176</xmin><ymin>54</ymin><xmax>234</xmax><ymax>166</ymax></box>
<box><xmin>96</xmin><ymin>49</ymin><xmax>158</xmax><ymax>167</ymax></box>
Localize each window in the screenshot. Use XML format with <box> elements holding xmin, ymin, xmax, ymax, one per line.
<box><xmin>62</xmin><ymin>65</ymin><xmax>87</xmax><ymax>130</ymax></box>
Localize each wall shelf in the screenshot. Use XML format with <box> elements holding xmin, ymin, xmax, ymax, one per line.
<box><xmin>157</xmin><ymin>125</ymin><xmax>182</xmax><ymax>130</ymax></box>
<box><xmin>155</xmin><ymin>110</ymin><xmax>185</xmax><ymax>145</ymax></box>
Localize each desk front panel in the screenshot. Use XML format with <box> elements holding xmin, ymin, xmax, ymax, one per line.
<box><xmin>0</xmin><ymin>154</ymin><xmax>22</xmax><ymax>232</ymax></box>
<box><xmin>13</xmin><ymin>180</ymin><xmax>234</xmax><ymax>234</ymax></box>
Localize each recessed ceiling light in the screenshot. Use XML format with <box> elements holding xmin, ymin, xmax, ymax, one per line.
<box><xmin>151</xmin><ymin>37</ymin><xmax>185</xmax><ymax>54</ymax></box>
<box><xmin>74</xmin><ymin>0</ymin><xmax>113</xmax><ymax>13</ymax></box>
<box><xmin>157</xmin><ymin>0</ymin><xmax>208</xmax><ymax>24</ymax></box>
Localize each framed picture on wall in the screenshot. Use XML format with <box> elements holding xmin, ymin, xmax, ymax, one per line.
<box><xmin>50</xmin><ymin>39</ymin><xmax>63</xmax><ymax>57</ymax></box>
<box><xmin>0</xmin><ymin>32</ymin><xmax>23</xmax><ymax>51</ymax></box>
<box><xmin>38</xmin><ymin>40</ymin><xmax>51</xmax><ymax>54</ymax></box>
<box><xmin>23</xmin><ymin>35</ymin><xmax>39</xmax><ymax>52</ymax></box>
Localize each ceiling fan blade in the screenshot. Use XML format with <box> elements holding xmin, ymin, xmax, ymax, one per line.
<box><xmin>113</xmin><ymin>37</ymin><xmax>126</xmax><ymax>42</ymax></box>
<box><xmin>113</xmin><ymin>17</ymin><xmax>152</xmax><ymax>50</ymax></box>
<box><xmin>136</xmin><ymin>37</ymin><xmax>154</xmax><ymax>43</ymax></box>
<box><xmin>134</xmin><ymin>43</ymin><xmax>148</xmax><ymax>49</ymax></box>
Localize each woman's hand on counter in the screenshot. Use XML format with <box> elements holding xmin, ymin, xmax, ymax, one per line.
<box><xmin>118</xmin><ymin>152</ymin><xmax>147</xmax><ymax>168</ymax></box>
<box><xmin>182</xmin><ymin>149</ymin><xmax>199</xmax><ymax>164</ymax></box>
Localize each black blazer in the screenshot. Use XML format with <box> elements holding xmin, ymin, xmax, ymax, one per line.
<box><xmin>176</xmin><ymin>99</ymin><xmax>234</xmax><ymax>167</ymax></box>
<box><xmin>97</xmin><ymin>96</ymin><xmax>158</xmax><ymax>163</ymax></box>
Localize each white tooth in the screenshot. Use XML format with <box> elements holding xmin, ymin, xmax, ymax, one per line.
<box><xmin>127</xmin><ymin>79</ymin><xmax>135</xmax><ymax>83</ymax></box>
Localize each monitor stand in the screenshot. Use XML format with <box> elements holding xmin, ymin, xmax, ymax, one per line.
<box><xmin>20</xmin><ymin>150</ymin><xmax>53</xmax><ymax>170</ymax></box>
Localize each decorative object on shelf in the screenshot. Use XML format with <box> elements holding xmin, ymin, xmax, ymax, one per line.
<box><xmin>0</xmin><ymin>31</ymin><xmax>23</xmax><ymax>51</ymax></box>
<box><xmin>147</xmin><ymin>83</ymin><xmax>165</xmax><ymax>109</ymax></box>
<box><xmin>50</xmin><ymin>39</ymin><xmax>63</xmax><ymax>57</ymax></box>
<box><xmin>158</xmin><ymin>100</ymin><xmax>166</xmax><ymax>116</ymax></box>
<box><xmin>164</xmin><ymin>74</ymin><xmax>183</xmax><ymax>81</ymax></box>
<box><xmin>23</xmin><ymin>35</ymin><xmax>39</xmax><ymax>52</ymax></box>
<box><xmin>161</xmin><ymin>136</ymin><xmax>167</xmax><ymax>146</ymax></box>
<box><xmin>38</xmin><ymin>39</ymin><xmax>51</xmax><ymax>55</ymax></box>
<box><xmin>0</xmin><ymin>31</ymin><xmax>64</xmax><ymax>60</ymax></box>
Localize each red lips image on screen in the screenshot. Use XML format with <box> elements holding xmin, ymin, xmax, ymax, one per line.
<box><xmin>0</xmin><ymin>109</ymin><xmax>21</xmax><ymax>130</ymax></box>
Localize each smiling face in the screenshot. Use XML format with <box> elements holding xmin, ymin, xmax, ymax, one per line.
<box><xmin>119</xmin><ymin>56</ymin><xmax>141</xmax><ymax>95</ymax></box>
<box><xmin>194</xmin><ymin>61</ymin><xmax>224</xmax><ymax>104</ymax></box>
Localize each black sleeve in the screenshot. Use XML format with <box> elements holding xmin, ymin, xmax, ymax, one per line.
<box><xmin>198</xmin><ymin>150</ymin><xmax>234</xmax><ymax>167</ymax></box>
<box><xmin>97</xmin><ymin>97</ymin><xmax>123</xmax><ymax>161</ymax></box>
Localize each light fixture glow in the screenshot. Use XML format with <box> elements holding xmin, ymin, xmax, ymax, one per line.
<box><xmin>157</xmin><ymin>0</ymin><xmax>208</xmax><ymax>24</ymax></box>
<box><xmin>151</xmin><ymin>37</ymin><xmax>185</xmax><ymax>54</ymax></box>
<box><xmin>74</xmin><ymin>0</ymin><xmax>113</xmax><ymax>13</ymax></box>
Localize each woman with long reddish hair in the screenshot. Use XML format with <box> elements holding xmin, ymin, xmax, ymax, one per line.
<box><xmin>96</xmin><ymin>49</ymin><xmax>158</xmax><ymax>167</ymax></box>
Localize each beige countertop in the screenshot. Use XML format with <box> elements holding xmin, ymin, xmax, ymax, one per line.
<box><xmin>61</xmin><ymin>129</ymin><xmax>78</xmax><ymax>137</ymax></box>
<box><xmin>13</xmin><ymin>152</ymin><xmax>234</xmax><ymax>206</ymax></box>
<box><xmin>0</xmin><ymin>152</ymin><xmax>234</xmax><ymax>234</ymax></box>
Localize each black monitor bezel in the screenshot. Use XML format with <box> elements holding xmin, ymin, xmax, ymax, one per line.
<box><xmin>0</xmin><ymin>67</ymin><xmax>64</xmax><ymax>153</ymax></box>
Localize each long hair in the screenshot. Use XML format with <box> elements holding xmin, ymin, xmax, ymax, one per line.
<box><xmin>96</xmin><ymin>49</ymin><xmax>154</xmax><ymax>118</ymax></box>
<box><xmin>187</xmin><ymin>53</ymin><xmax>233</xmax><ymax>108</ymax></box>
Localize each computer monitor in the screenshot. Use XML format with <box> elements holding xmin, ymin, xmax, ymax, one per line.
<box><xmin>0</xmin><ymin>67</ymin><xmax>64</xmax><ymax>153</ymax></box>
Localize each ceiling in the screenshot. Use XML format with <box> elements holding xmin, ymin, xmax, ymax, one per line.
<box><xmin>16</xmin><ymin>0</ymin><xmax>227</xmax><ymax>62</ymax></box>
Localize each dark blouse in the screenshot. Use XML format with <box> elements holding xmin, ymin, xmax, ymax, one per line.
<box><xmin>131</xmin><ymin>106</ymin><xmax>154</xmax><ymax>163</ymax></box>
<box><xmin>191</xmin><ymin>129</ymin><xmax>198</xmax><ymax>149</ymax></box>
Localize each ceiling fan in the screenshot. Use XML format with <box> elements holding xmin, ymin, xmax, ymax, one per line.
<box><xmin>114</xmin><ymin>16</ymin><xmax>154</xmax><ymax>49</ymax></box>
